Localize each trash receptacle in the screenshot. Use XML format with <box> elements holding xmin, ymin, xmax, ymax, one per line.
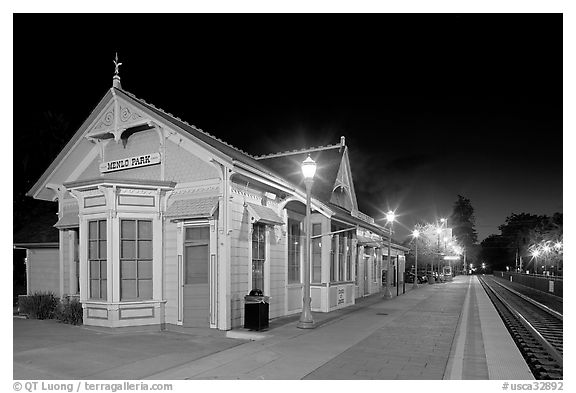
<box><xmin>244</xmin><ymin>289</ymin><xmax>269</xmax><ymax>331</ymax></box>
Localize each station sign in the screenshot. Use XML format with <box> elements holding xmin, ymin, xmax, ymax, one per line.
<box><xmin>100</xmin><ymin>153</ymin><xmax>161</xmax><ymax>173</ymax></box>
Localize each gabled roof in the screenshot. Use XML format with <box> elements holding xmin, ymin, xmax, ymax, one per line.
<box><xmin>28</xmin><ymin>87</ymin><xmax>290</xmax><ymax>199</ymax></box>
<box><xmin>26</xmin><ymin>84</ymin><xmax>380</xmax><ymax>234</ymax></box>
<box><xmin>115</xmin><ymin>89</ymin><xmax>283</xmax><ymax>180</ymax></box>
<box><xmin>256</xmin><ymin>147</ymin><xmax>345</xmax><ymax>204</ymax></box>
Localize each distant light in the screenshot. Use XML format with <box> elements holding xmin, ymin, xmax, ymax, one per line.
<box><xmin>532</xmin><ymin>249</ymin><xmax>540</xmax><ymax>257</ymax></box>
<box><xmin>386</xmin><ymin>211</ymin><xmax>396</xmax><ymax>223</ymax></box>
<box><xmin>440</xmin><ymin>218</ymin><xmax>446</xmax><ymax>223</ymax></box>
<box><xmin>554</xmin><ymin>242</ymin><xmax>562</xmax><ymax>250</ymax></box>
<box><xmin>412</xmin><ymin>229</ymin><xmax>420</xmax><ymax>238</ymax></box>
<box><xmin>443</xmin><ymin>256</ymin><xmax>460</xmax><ymax>261</ymax></box>
<box><xmin>543</xmin><ymin>245</ymin><xmax>551</xmax><ymax>253</ymax></box>
<box><xmin>436</xmin><ymin>227</ymin><xmax>442</xmax><ymax>235</ymax></box>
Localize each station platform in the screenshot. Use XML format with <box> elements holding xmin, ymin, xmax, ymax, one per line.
<box><xmin>150</xmin><ymin>275</ymin><xmax>534</xmax><ymax>380</ymax></box>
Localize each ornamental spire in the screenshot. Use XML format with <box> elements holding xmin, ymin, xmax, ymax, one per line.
<box><xmin>112</xmin><ymin>52</ymin><xmax>122</xmax><ymax>89</ymax></box>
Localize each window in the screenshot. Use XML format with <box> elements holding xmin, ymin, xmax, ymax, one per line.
<box><xmin>355</xmin><ymin>245</ymin><xmax>360</xmax><ymax>284</ymax></box>
<box><xmin>88</xmin><ymin>220</ymin><xmax>107</xmax><ymax>300</ymax></box>
<box><xmin>312</xmin><ymin>223</ymin><xmax>322</xmax><ymax>283</ymax></box>
<box><xmin>184</xmin><ymin>226</ymin><xmax>210</xmax><ymax>284</ymax></box>
<box><xmin>373</xmin><ymin>249</ymin><xmax>379</xmax><ymax>283</ymax></box>
<box><xmin>120</xmin><ymin>219</ymin><xmax>153</xmax><ymax>300</ymax></box>
<box><xmin>338</xmin><ymin>235</ymin><xmax>345</xmax><ymax>281</ymax></box>
<box><xmin>287</xmin><ymin>219</ymin><xmax>301</xmax><ymax>284</ymax></box>
<box><xmin>330</xmin><ymin>234</ymin><xmax>337</xmax><ymax>281</ymax></box>
<box><xmin>346</xmin><ymin>236</ymin><xmax>352</xmax><ymax>281</ymax></box>
<box><xmin>73</xmin><ymin>228</ymin><xmax>80</xmax><ymax>295</ymax></box>
<box><xmin>252</xmin><ymin>223</ymin><xmax>266</xmax><ymax>291</ymax></box>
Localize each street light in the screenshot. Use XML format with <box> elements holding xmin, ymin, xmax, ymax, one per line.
<box><xmin>297</xmin><ymin>155</ymin><xmax>316</xmax><ymax>329</ymax></box>
<box><xmin>542</xmin><ymin>244</ymin><xmax>551</xmax><ymax>276</ymax></box>
<box><xmin>531</xmin><ymin>248</ymin><xmax>540</xmax><ymax>275</ymax></box>
<box><xmin>412</xmin><ymin>229</ymin><xmax>420</xmax><ymax>289</ymax></box>
<box><xmin>435</xmin><ymin>226</ymin><xmax>442</xmax><ymax>283</ymax></box>
<box><xmin>383</xmin><ymin>210</ymin><xmax>395</xmax><ymax>298</ymax></box>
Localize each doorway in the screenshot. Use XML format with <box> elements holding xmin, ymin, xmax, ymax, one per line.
<box><xmin>363</xmin><ymin>254</ymin><xmax>370</xmax><ymax>295</ymax></box>
<box><xmin>182</xmin><ymin>225</ymin><xmax>210</xmax><ymax>327</ymax></box>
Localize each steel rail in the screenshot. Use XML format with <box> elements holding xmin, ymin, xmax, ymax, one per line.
<box><xmin>479</xmin><ymin>276</ymin><xmax>563</xmax><ymax>368</ymax></box>
<box><xmin>489</xmin><ymin>278</ymin><xmax>563</xmax><ymax>321</ymax></box>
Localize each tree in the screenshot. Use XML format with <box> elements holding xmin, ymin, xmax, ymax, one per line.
<box><xmin>403</xmin><ymin>222</ymin><xmax>448</xmax><ymax>273</ymax></box>
<box><xmin>449</xmin><ymin>195</ymin><xmax>478</xmax><ymax>263</ymax></box>
<box><xmin>481</xmin><ymin>212</ymin><xmax>563</xmax><ymax>273</ymax></box>
<box><xmin>479</xmin><ymin>234</ymin><xmax>509</xmax><ymax>271</ymax></box>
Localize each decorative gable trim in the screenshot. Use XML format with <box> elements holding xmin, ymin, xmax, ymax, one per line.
<box><xmin>87</xmin><ymin>94</ymin><xmax>149</xmax><ymax>141</ymax></box>
<box><xmin>330</xmin><ymin>147</ymin><xmax>358</xmax><ymax>211</ymax></box>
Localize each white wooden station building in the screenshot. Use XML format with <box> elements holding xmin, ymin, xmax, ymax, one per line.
<box><xmin>25</xmin><ymin>73</ymin><xmax>408</xmax><ymax>330</ymax></box>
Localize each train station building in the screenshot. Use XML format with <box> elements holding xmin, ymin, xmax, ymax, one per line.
<box><xmin>24</xmin><ymin>73</ymin><xmax>408</xmax><ymax>330</ymax></box>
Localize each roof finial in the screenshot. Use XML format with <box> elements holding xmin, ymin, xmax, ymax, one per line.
<box><xmin>112</xmin><ymin>52</ymin><xmax>122</xmax><ymax>89</ymax></box>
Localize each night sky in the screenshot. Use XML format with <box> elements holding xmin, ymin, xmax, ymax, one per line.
<box><xmin>13</xmin><ymin>14</ymin><xmax>563</xmax><ymax>242</ymax></box>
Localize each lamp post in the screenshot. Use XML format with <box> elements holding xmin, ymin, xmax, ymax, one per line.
<box><xmin>435</xmin><ymin>226</ymin><xmax>442</xmax><ymax>283</ymax></box>
<box><xmin>440</xmin><ymin>218</ymin><xmax>448</xmax><ymax>280</ymax></box>
<box><xmin>531</xmin><ymin>248</ymin><xmax>540</xmax><ymax>275</ymax></box>
<box><xmin>542</xmin><ymin>244</ymin><xmax>551</xmax><ymax>276</ymax></box>
<box><xmin>297</xmin><ymin>155</ymin><xmax>316</xmax><ymax>329</ymax></box>
<box><xmin>412</xmin><ymin>229</ymin><xmax>420</xmax><ymax>289</ymax></box>
<box><xmin>383</xmin><ymin>211</ymin><xmax>395</xmax><ymax>298</ymax></box>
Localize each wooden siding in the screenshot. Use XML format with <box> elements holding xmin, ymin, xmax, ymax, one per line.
<box><xmin>229</xmin><ymin>197</ymin><xmax>250</xmax><ymax>328</ymax></box>
<box><xmin>163</xmin><ymin>221</ymin><xmax>179</xmax><ymax>325</ymax></box>
<box><xmin>268</xmin><ymin>221</ymin><xmax>286</xmax><ymax>319</ymax></box>
<box><xmin>60</xmin><ymin>231</ymin><xmax>70</xmax><ymax>296</ymax></box>
<box><xmin>28</xmin><ymin>249</ymin><xmax>60</xmax><ymax>295</ymax></box>
<box><xmin>164</xmin><ymin>140</ymin><xmax>219</xmax><ymax>183</ymax></box>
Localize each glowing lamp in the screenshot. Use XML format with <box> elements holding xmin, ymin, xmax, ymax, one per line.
<box><xmin>386</xmin><ymin>211</ymin><xmax>396</xmax><ymax>223</ymax></box>
<box><xmin>301</xmin><ymin>155</ymin><xmax>317</xmax><ymax>180</ymax></box>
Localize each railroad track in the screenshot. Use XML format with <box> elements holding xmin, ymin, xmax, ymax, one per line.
<box><xmin>478</xmin><ymin>275</ymin><xmax>563</xmax><ymax>380</ymax></box>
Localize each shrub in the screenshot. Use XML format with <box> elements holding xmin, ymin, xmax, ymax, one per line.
<box><xmin>18</xmin><ymin>291</ymin><xmax>59</xmax><ymax>319</ymax></box>
<box><xmin>55</xmin><ymin>297</ymin><xmax>83</xmax><ymax>325</ymax></box>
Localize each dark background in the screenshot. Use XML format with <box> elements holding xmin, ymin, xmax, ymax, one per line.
<box><xmin>13</xmin><ymin>14</ymin><xmax>562</xmax><ymax>243</ymax></box>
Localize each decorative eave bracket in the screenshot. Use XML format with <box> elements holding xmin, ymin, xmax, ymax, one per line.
<box><xmin>85</xmin><ymin>92</ymin><xmax>151</xmax><ymax>143</ymax></box>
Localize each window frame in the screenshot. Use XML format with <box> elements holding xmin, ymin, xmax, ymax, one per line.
<box><xmin>251</xmin><ymin>223</ymin><xmax>266</xmax><ymax>292</ymax></box>
<box><xmin>88</xmin><ymin>219</ymin><xmax>107</xmax><ymax>300</ymax></box>
<box><xmin>119</xmin><ymin>219</ymin><xmax>153</xmax><ymax>301</ymax></box>
<box><xmin>311</xmin><ymin>223</ymin><xmax>322</xmax><ymax>283</ymax></box>
<box><xmin>287</xmin><ymin>218</ymin><xmax>302</xmax><ymax>284</ymax></box>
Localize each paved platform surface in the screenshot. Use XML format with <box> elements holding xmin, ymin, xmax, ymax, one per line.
<box><xmin>14</xmin><ymin>275</ymin><xmax>533</xmax><ymax>380</ymax></box>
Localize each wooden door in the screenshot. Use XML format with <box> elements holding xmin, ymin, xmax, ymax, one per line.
<box><xmin>183</xmin><ymin>226</ymin><xmax>210</xmax><ymax>327</ymax></box>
